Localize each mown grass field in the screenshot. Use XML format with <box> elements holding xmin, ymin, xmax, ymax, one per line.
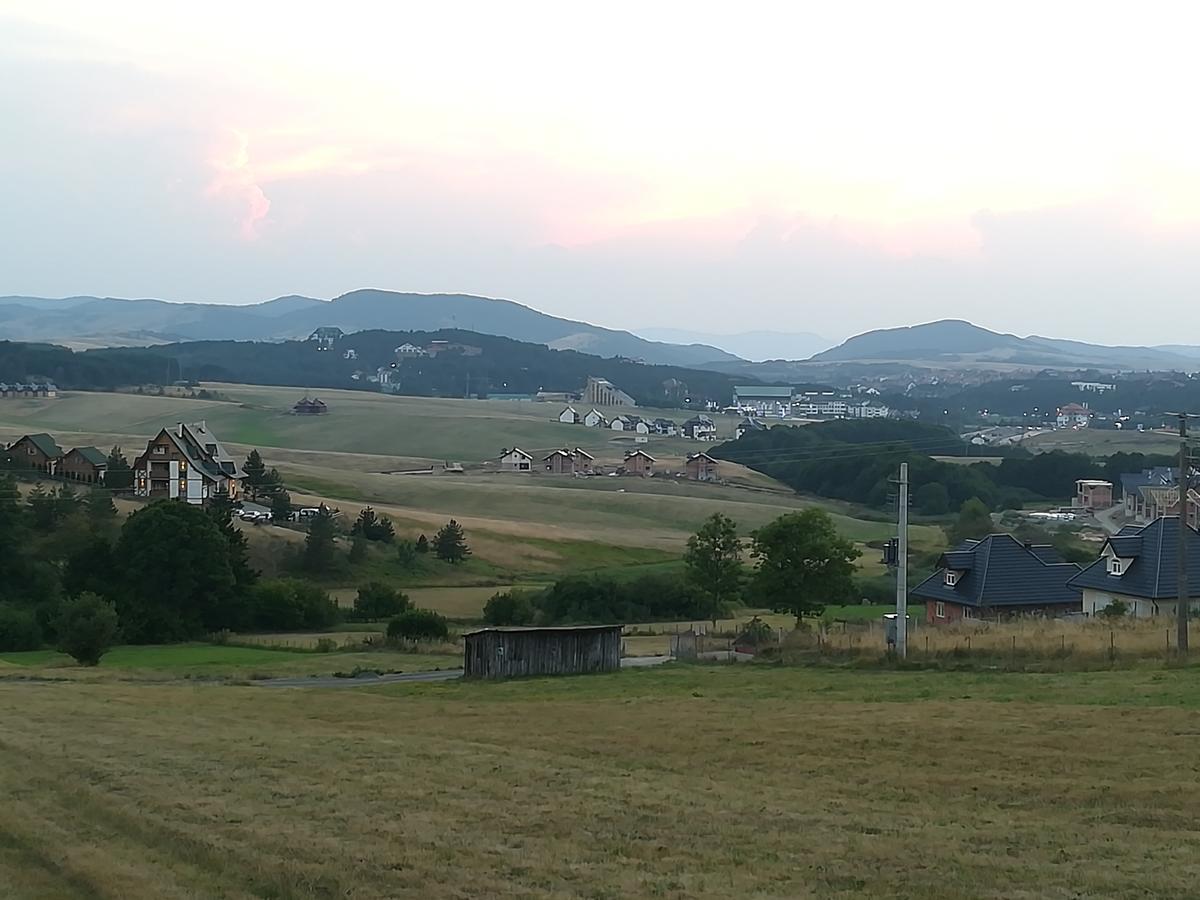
<box><xmin>1022</xmin><ymin>426</ymin><xmax>1179</xmax><ymax>456</ymax></box>
<box><xmin>4</xmin><ymin>664</ymin><xmax>1200</xmax><ymax>898</ymax></box>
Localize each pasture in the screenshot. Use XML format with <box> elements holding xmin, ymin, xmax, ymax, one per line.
<box><xmin>3</xmin><ymin>664</ymin><xmax>1200</xmax><ymax>898</ymax></box>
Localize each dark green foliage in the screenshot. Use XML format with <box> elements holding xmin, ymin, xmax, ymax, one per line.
<box><xmin>63</xmin><ymin>536</ymin><xmax>117</xmax><ymax>599</ymax></box>
<box><xmin>353</xmin><ymin>582</ymin><xmax>411</xmax><ymax>621</ymax></box>
<box><xmin>270</xmin><ymin>489</ymin><xmax>293</xmax><ymax>522</ymax></box>
<box><xmin>116</xmin><ymin>501</ymin><xmax>237</xmax><ymax>642</ymax></box>
<box><xmin>352</xmin><ymin>506</ymin><xmax>395</xmax><ymax>543</ymax></box>
<box><xmin>483</xmin><ymin>590</ymin><xmax>538</xmax><ymax>626</ymax></box>
<box><xmin>348</xmin><ymin>533</ymin><xmax>368</xmax><ymax>563</ymax></box>
<box><xmin>415</xmin><ymin>534</ymin><xmax>429</xmax><ymax>554</ymax></box>
<box><xmin>242</xmin><ymin>449</ymin><xmax>267</xmax><ymax>499</ymax></box>
<box><xmin>749</xmin><ymin>509</ymin><xmax>861</xmax><ymax>621</ymax></box>
<box><xmin>207</xmin><ymin>494</ymin><xmax>257</xmax><ymax>597</ymax></box>
<box><xmin>914</xmin><ymin>482</ymin><xmax>950</xmax><ymax>515</ymax></box>
<box><xmin>534</xmin><ymin>573</ymin><xmax>712</xmax><ymax>625</ymax></box>
<box><xmin>395</xmin><ymin>540</ymin><xmax>419</xmax><ymax>571</ymax></box>
<box><xmin>947</xmin><ymin>498</ymin><xmax>995</xmax><ymax>545</ymax></box>
<box><xmin>1098</xmin><ymin>599</ymin><xmax>1129</xmax><ymax>619</ymax></box>
<box><xmin>387</xmin><ymin>609</ymin><xmax>450</xmax><ymax>642</ymax></box>
<box><xmin>433</xmin><ymin>520</ymin><xmax>470</xmax><ymax>563</ymax></box>
<box><xmin>55</xmin><ymin>592</ymin><xmax>118</xmax><ymax>665</ymax></box>
<box><xmin>683</xmin><ymin>512</ymin><xmax>742</xmax><ymax>618</ymax></box>
<box><xmin>247</xmin><ymin>579</ymin><xmax>339</xmax><ymax>631</ymax></box>
<box><xmin>0</xmin><ymin>603</ymin><xmax>42</xmax><ymax>651</ymax></box>
<box><xmin>105</xmin><ymin>446</ymin><xmax>134</xmax><ymax>491</ymax></box>
<box><xmin>996</xmin><ymin>491</ymin><xmax>1025</xmax><ymax>511</ymax></box>
<box><xmin>301</xmin><ymin>508</ymin><xmax>340</xmax><ymax>575</ymax></box>
<box><xmin>83</xmin><ymin>489</ymin><xmax>118</xmax><ymax>527</ymax></box>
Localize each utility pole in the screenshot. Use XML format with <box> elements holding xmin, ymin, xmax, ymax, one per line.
<box><xmin>896</xmin><ymin>461</ymin><xmax>909</xmax><ymax>659</ymax></box>
<box><xmin>1179</xmin><ymin>413</ymin><xmax>1190</xmax><ymax>653</ymax></box>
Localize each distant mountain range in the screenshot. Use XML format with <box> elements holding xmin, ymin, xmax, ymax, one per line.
<box><xmin>0</xmin><ymin>290</ymin><xmax>738</xmax><ymax>368</ymax></box>
<box><xmin>810</xmin><ymin>320</ymin><xmax>1200</xmax><ymax>371</ymax></box>
<box><xmin>634</xmin><ymin>327</ymin><xmax>832</xmax><ymax>362</ymax></box>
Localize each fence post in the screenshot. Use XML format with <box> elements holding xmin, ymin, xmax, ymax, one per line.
<box><xmin>1109</xmin><ymin>630</ymin><xmax>1115</xmax><ymax>662</ymax></box>
<box><xmin>924</xmin><ymin>634</ymin><xmax>929</xmax><ymax>654</ymax></box>
<box><xmin>966</xmin><ymin>636</ymin><xmax>971</xmax><ymax>652</ymax></box>
<box><xmin>1011</xmin><ymin>635</ymin><xmax>1016</xmax><ymax>667</ymax></box>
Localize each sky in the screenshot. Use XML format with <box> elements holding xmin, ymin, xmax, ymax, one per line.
<box><xmin>3</xmin><ymin>1</ymin><xmax>1200</xmax><ymax>346</ymax></box>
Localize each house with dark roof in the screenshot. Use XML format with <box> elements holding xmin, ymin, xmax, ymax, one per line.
<box><xmin>651</xmin><ymin>418</ymin><xmax>678</xmax><ymax>436</ymax></box>
<box><xmin>682</xmin><ymin>415</ymin><xmax>717</xmax><ymax>441</ymax></box>
<box><xmin>292</xmin><ymin>397</ymin><xmax>328</xmax><ymax>415</ymax></box>
<box><xmin>1069</xmin><ymin>516</ymin><xmax>1200</xmax><ymax>618</ymax></box>
<box><xmin>60</xmin><ymin>446</ymin><xmax>108</xmax><ymax>484</ymax></box>
<box><xmin>7</xmin><ymin>433</ymin><xmax>64</xmax><ymax>475</ymax></box>
<box><xmin>736</xmin><ymin>417</ymin><xmax>766</xmax><ymax>440</ymax></box>
<box><xmin>498</xmin><ymin>447</ymin><xmax>533</xmax><ymax>473</ymax></box>
<box><xmin>911</xmin><ymin>534</ymin><xmax>1082</xmax><ymax>623</ymax></box>
<box><xmin>622</xmin><ymin>449</ymin><xmax>656</xmax><ymax>477</ymax></box>
<box><xmin>1120</xmin><ymin>467</ymin><xmax>1177</xmax><ymax>520</ymax></box>
<box><xmin>132</xmin><ymin>422</ymin><xmax>244</xmax><ymax>505</ymax></box>
<box><xmin>571</xmin><ymin>448</ymin><xmax>595</xmax><ymax>474</ymax></box>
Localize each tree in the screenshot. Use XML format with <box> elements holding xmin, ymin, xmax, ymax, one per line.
<box><xmin>353</xmin><ymin>582</ymin><xmax>411</xmax><ymax>621</ymax></box>
<box><xmin>683</xmin><ymin>513</ymin><xmax>743</xmax><ymax>620</ymax></box>
<box><xmin>26</xmin><ymin>483</ymin><xmax>55</xmax><ymax>531</ymax></box>
<box><xmin>207</xmin><ymin>493</ymin><xmax>257</xmax><ymax>598</ymax></box>
<box><xmin>116</xmin><ymin>501</ymin><xmax>237</xmax><ymax>642</ymax></box>
<box><xmin>55</xmin><ymin>592</ymin><xmax>119</xmax><ymax>665</ymax></box>
<box><xmin>483</xmin><ymin>589</ymin><xmax>537</xmax><ymax>626</ymax></box>
<box><xmin>352</xmin><ymin>506</ymin><xmax>395</xmax><ymax>543</ymax></box>
<box><xmin>348</xmin><ymin>532</ymin><xmax>368</xmax><ymax>563</ymax></box>
<box><xmin>947</xmin><ymin>497</ymin><xmax>995</xmax><ymax>545</ymax></box>
<box><xmin>415</xmin><ymin>534</ymin><xmax>429</xmax><ymax>554</ymax></box>
<box><xmin>243</xmin><ymin>449</ymin><xmax>267</xmax><ymax>500</ymax></box>
<box><xmin>63</xmin><ymin>535</ymin><xmax>117</xmax><ymax>599</ymax></box>
<box><xmin>748</xmin><ymin>509</ymin><xmax>860</xmax><ymax>624</ymax></box>
<box><xmin>0</xmin><ymin>603</ymin><xmax>42</xmax><ymax>651</ymax></box>
<box><xmin>914</xmin><ymin>482</ymin><xmax>950</xmax><ymax>515</ymax></box>
<box><xmin>248</xmin><ymin>579</ymin><xmax>339</xmax><ymax>630</ymax></box>
<box><xmin>433</xmin><ymin>520</ymin><xmax>470</xmax><ymax>563</ymax></box>
<box><xmin>1098</xmin><ymin>599</ymin><xmax>1129</xmax><ymax>619</ymax></box>
<box><xmin>387</xmin><ymin>609</ymin><xmax>449</xmax><ymax>642</ymax></box>
<box><xmin>105</xmin><ymin>447</ymin><xmax>134</xmax><ymax>492</ymax></box>
<box><xmin>269</xmin><ymin>489</ymin><xmax>293</xmax><ymax>523</ymax></box>
<box><xmin>396</xmin><ymin>540</ymin><xmax>419</xmax><ymax>571</ymax></box>
<box><xmin>301</xmin><ymin>508</ymin><xmax>339</xmax><ymax>575</ymax></box>
<box><xmin>84</xmin><ymin>489</ymin><xmax>118</xmax><ymax>527</ymax></box>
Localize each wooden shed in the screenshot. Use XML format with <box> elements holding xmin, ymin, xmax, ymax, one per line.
<box><xmin>463</xmin><ymin>625</ymin><xmax>622</xmax><ymax>679</ymax></box>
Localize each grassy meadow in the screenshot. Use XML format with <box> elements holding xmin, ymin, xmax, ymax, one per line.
<box><xmin>4</xmin><ymin>664</ymin><xmax>1200</xmax><ymax>898</ymax></box>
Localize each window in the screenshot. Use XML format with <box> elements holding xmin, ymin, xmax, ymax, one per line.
<box><xmin>935</xmin><ymin>601</ymin><xmax>946</xmax><ymax>618</ymax></box>
<box><xmin>153</xmin><ymin>445</ymin><xmax>166</xmax><ymax>455</ymax></box>
<box><xmin>944</xmin><ymin>570</ymin><xmax>959</xmax><ymax>587</ymax></box>
<box><xmin>963</xmin><ymin>607</ymin><xmax>974</xmax><ymax>619</ymax></box>
<box><xmin>1108</xmin><ymin>558</ymin><xmax>1124</xmax><ymax>576</ymax></box>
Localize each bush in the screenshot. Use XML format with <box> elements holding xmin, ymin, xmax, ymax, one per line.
<box><xmin>249</xmin><ymin>579</ymin><xmax>340</xmax><ymax>631</ymax></box>
<box><xmin>387</xmin><ymin>609</ymin><xmax>450</xmax><ymax>642</ymax></box>
<box><xmin>483</xmin><ymin>590</ymin><xmax>538</xmax><ymax>626</ymax></box>
<box><xmin>1098</xmin><ymin>599</ymin><xmax>1129</xmax><ymax>619</ymax></box>
<box><xmin>55</xmin><ymin>593</ymin><xmax>119</xmax><ymax>666</ymax></box>
<box><xmin>0</xmin><ymin>603</ymin><xmax>43</xmax><ymax>651</ymax></box>
<box><xmin>353</xmin><ymin>582</ymin><xmax>411</xmax><ymax>621</ymax></box>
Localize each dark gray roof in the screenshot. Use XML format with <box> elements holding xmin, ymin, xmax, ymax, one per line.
<box><xmin>69</xmin><ymin>446</ymin><xmax>108</xmax><ymax>467</ymax></box>
<box><xmin>1121</xmin><ymin>467</ymin><xmax>1176</xmax><ymax>496</ymax></box>
<box><xmin>911</xmin><ymin>533</ymin><xmax>1082</xmax><ymax>609</ymax></box>
<box><xmin>1069</xmin><ymin>516</ymin><xmax>1200</xmax><ymax>600</ymax></box>
<box><xmin>20</xmin><ymin>433</ymin><xmax>63</xmax><ymax>459</ymax></box>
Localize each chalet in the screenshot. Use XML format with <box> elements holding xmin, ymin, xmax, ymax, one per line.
<box><xmin>735</xmin><ymin>417</ymin><xmax>765</xmax><ymax>440</ymax></box>
<box><xmin>583</xmin><ymin>409</ymin><xmax>607</xmax><ymax>428</ymax></box>
<box><xmin>292</xmin><ymin>397</ymin><xmax>328</xmax><ymax>415</ymax></box>
<box><xmin>60</xmin><ymin>446</ymin><xmax>108</xmax><ymax>484</ymax></box>
<box><xmin>1073</xmin><ymin>479</ymin><xmax>1113</xmax><ymax>510</ymax></box>
<box><xmin>622</xmin><ymin>449</ymin><xmax>656</xmax><ymax>477</ymax></box>
<box><xmin>611</xmin><ymin>415</ymin><xmax>650</xmax><ymax>435</ymax></box>
<box><xmin>132</xmin><ymin>422</ymin><xmax>244</xmax><ymax>505</ymax></box>
<box><xmin>571</xmin><ymin>448</ymin><xmax>595</xmax><ymax>474</ymax></box>
<box><xmin>308</xmin><ymin>326</ymin><xmax>344</xmax><ymax>349</ymax></box>
<box><xmin>651</xmin><ymin>418</ymin><xmax>678</xmax><ymax>436</ymax></box>
<box><xmin>498</xmin><ymin>447</ymin><xmax>533</xmax><ymax>473</ymax></box>
<box><xmin>558</xmin><ymin>406</ymin><xmax>580</xmax><ymax>424</ymax></box>
<box><xmin>7</xmin><ymin>433</ymin><xmax>63</xmax><ymax>475</ymax></box>
<box><xmin>1056</xmin><ymin>402</ymin><xmax>1090</xmax><ymax>428</ymax></box>
<box><xmin>682</xmin><ymin>415</ymin><xmax>717</xmax><ymax>441</ymax></box>
<box><xmin>911</xmin><ymin>534</ymin><xmax>1082</xmax><ymax>623</ymax></box>
<box><xmin>544</xmin><ymin>449</ymin><xmax>575</xmax><ymax>475</ymax></box>
<box><xmin>685</xmin><ymin>452</ymin><xmax>719</xmax><ymax>482</ymax></box>
<box><xmin>1070</xmin><ymin>517</ymin><xmax>1200</xmax><ymax>618</ymax></box>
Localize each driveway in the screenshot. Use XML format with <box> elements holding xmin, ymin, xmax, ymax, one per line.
<box><xmin>254</xmin><ymin>655</ymin><xmax>672</xmax><ymax>688</ymax></box>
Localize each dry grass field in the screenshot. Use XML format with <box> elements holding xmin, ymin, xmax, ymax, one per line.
<box><xmin>4</xmin><ymin>664</ymin><xmax>1200</xmax><ymax>898</ymax></box>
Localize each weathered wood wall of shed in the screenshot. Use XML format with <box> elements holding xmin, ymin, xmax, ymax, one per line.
<box><xmin>464</xmin><ymin>629</ymin><xmax>621</xmax><ymax>679</ymax></box>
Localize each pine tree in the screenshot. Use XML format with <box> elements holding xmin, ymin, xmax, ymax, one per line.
<box><xmin>207</xmin><ymin>493</ymin><xmax>257</xmax><ymax>595</ymax></box>
<box><xmin>270</xmin><ymin>489</ymin><xmax>293</xmax><ymax>522</ymax></box>
<box><xmin>415</xmin><ymin>534</ymin><xmax>429</xmax><ymax>554</ymax></box>
<box><xmin>105</xmin><ymin>447</ymin><xmax>134</xmax><ymax>492</ymax></box>
<box><xmin>302</xmin><ymin>508</ymin><xmax>339</xmax><ymax>574</ymax></box>
<box><xmin>433</xmin><ymin>519</ymin><xmax>470</xmax><ymax>564</ymax></box>
<box><xmin>83</xmin><ymin>489</ymin><xmax>118</xmax><ymax>526</ymax></box>
<box><xmin>243</xmin><ymin>450</ymin><xmax>267</xmax><ymax>500</ymax></box>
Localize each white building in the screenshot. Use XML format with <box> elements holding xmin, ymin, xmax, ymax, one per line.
<box><xmin>846</xmin><ymin>401</ymin><xmax>890</xmax><ymax>419</ymax></box>
<box><xmin>1056</xmin><ymin>403</ymin><xmax>1090</xmax><ymax>428</ymax></box>
<box><xmin>498</xmin><ymin>447</ymin><xmax>533</xmax><ymax>473</ymax></box>
<box><xmin>583</xmin><ymin>408</ymin><xmax>607</xmax><ymax>428</ymax></box>
<box><xmin>794</xmin><ymin>399</ymin><xmax>849</xmax><ymax>418</ymax></box>
<box><xmin>558</xmin><ymin>406</ymin><xmax>580</xmax><ymax>424</ymax></box>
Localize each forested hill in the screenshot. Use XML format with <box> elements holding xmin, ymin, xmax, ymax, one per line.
<box><xmin>0</xmin><ymin>330</ymin><xmax>750</xmax><ymax>408</ymax></box>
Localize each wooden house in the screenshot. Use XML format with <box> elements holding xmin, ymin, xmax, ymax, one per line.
<box><xmin>132</xmin><ymin>422</ymin><xmax>243</xmax><ymax>505</ymax></box>
<box><xmin>544</xmin><ymin>449</ymin><xmax>575</xmax><ymax>475</ymax></box>
<box><xmin>292</xmin><ymin>397</ymin><xmax>328</xmax><ymax>415</ymax></box>
<box><xmin>60</xmin><ymin>446</ymin><xmax>108</xmax><ymax>484</ymax></box>
<box><xmin>571</xmin><ymin>447</ymin><xmax>595</xmax><ymax>474</ymax></box>
<box><xmin>7</xmin><ymin>433</ymin><xmax>63</xmax><ymax>475</ymax></box>
<box><xmin>463</xmin><ymin>625</ymin><xmax>622</xmax><ymax>679</ymax></box>
<box><xmin>685</xmin><ymin>451</ymin><xmax>719</xmax><ymax>482</ymax></box>
<box><xmin>623</xmin><ymin>449</ymin><xmax>656</xmax><ymax>477</ymax></box>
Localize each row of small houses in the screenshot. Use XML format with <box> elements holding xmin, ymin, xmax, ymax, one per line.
<box><xmin>557</xmin><ymin>407</ymin><xmax>721</xmax><ymax>441</ymax></box>
<box><xmin>5</xmin><ymin>433</ymin><xmax>108</xmax><ymax>483</ymax></box>
<box><xmin>0</xmin><ymin>382</ymin><xmax>58</xmax><ymax>398</ymax></box>
<box><xmin>499</xmin><ymin>446</ymin><xmax>720</xmax><ymax>481</ymax></box>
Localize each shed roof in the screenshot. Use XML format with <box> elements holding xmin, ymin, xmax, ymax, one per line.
<box><xmin>462</xmin><ymin>624</ymin><xmax>623</xmax><ymax>637</ymax></box>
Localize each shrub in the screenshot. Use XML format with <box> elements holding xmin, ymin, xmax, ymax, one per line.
<box><xmin>483</xmin><ymin>590</ymin><xmax>538</xmax><ymax>626</ymax></box>
<box><xmin>55</xmin><ymin>593</ymin><xmax>119</xmax><ymax>666</ymax></box>
<box><xmin>1098</xmin><ymin>599</ymin><xmax>1129</xmax><ymax>619</ymax></box>
<box><xmin>0</xmin><ymin>603</ymin><xmax>43</xmax><ymax>651</ymax></box>
<box><xmin>353</xmin><ymin>582</ymin><xmax>411</xmax><ymax>621</ymax></box>
<box><xmin>387</xmin><ymin>609</ymin><xmax>450</xmax><ymax>642</ymax></box>
<box><xmin>249</xmin><ymin>579</ymin><xmax>340</xmax><ymax>631</ymax></box>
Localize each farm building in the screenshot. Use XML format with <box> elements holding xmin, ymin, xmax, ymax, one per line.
<box><xmin>463</xmin><ymin>625</ymin><xmax>622</xmax><ymax>679</ymax></box>
<box><xmin>292</xmin><ymin>397</ymin><xmax>328</xmax><ymax>415</ymax></box>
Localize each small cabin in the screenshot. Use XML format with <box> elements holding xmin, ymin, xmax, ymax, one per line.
<box><xmin>463</xmin><ymin>625</ymin><xmax>622</xmax><ymax>679</ymax></box>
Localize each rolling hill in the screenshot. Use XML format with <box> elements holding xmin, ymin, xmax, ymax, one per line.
<box><xmin>811</xmin><ymin>320</ymin><xmax>1200</xmax><ymax>370</ymax></box>
<box><xmin>0</xmin><ymin>290</ymin><xmax>738</xmax><ymax>368</ymax></box>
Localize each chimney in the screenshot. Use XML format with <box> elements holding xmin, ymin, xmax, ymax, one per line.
<box><xmin>1023</xmin><ymin>541</ymin><xmax>1033</xmax><ymax>551</ymax></box>
<box><xmin>176</xmin><ymin>422</ymin><xmax>184</xmax><ymax>438</ymax></box>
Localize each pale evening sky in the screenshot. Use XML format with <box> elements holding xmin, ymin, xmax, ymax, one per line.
<box><xmin>2</xmin><ymin>1</ymin><xmax>1199</xmax><ymax>345</ymax></box>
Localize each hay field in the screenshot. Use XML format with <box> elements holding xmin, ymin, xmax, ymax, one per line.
<box><xmin>1021</xmin><ymin>427</ymin><xmax>1178</xmax><ymax>456</ymax></box>
<box><xmin>4</xmin><ymin>665</ymin><xmax>1200</xmax><ymax>898</ymax></box>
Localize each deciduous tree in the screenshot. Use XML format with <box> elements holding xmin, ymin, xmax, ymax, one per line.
<box><xmin>749</xmin><ymin>509</ymin><xmax>860</xmax><ymax>624</ymax></box>
<box><xmin>684</xmin><ymin>513</ymin><xmax>743</xmax><ymax>619</ymax></box>
<box><xmin>55</xmin><ymin>592</ymin><xmax>119</xmax><ymax>666</ymax></box>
